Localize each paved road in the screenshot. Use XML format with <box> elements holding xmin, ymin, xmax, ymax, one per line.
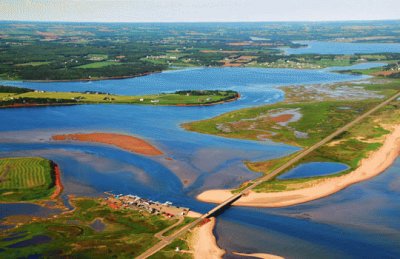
<box><xmin>154</xmin><ymin>216</ymin><xmax>184</xmax><ymax>240</ymax></box>
<box><xmin>137</xmin><ymin>91</ymin><xmax>400</xmax><ymax>258</ymax></box>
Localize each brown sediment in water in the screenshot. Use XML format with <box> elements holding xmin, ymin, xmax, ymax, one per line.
<box><xmin>270</xmin><ymin>114</ymin><xmax>294</xmax><ymax>123</ymax></box>
<box><xmin>52</xmin><ymin>133</ymin><xmax>163</xmax><ymax>156</ymax></box>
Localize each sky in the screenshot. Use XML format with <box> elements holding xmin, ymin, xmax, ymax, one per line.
<box><xmin>1</xmin><ymin>0</ymin><xmax>399</xmax><ymax>23</ymax></box>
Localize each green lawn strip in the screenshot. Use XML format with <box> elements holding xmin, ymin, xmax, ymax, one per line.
<box><xmin>0</xmin><ymin>198</ymin><xmax>179</xmax><ymax>258</ymax></box>
<box><xmin>0</xmin><ymin>86</ymin><xmax>238</xmax><ymax>107</ymax></box>
<box><xmin>0</xmin><ymin>157</ymin><xmax>56</xmax><ymax>202</ymax></box>
<box><xmin>75</xmin><ymin>61</ymin><xmax>123</xmax><ymax>69</ymax></box>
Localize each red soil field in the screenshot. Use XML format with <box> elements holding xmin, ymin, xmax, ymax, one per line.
<box><xmin>52</xmin><ymin>132</ymin><xmax>163</xmax><ymax>156</ymax></box>
<box><xmin>270</xmin><ymin>114</ymin><xmax>294</xmax><ymax>123</ymax></box>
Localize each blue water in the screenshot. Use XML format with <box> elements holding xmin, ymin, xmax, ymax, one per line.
<box><xmin>216</xmin><ymin>157</ymin><xmax>400</xmax><ymax>258</ymax></box>
<box><xmin>324</xmin><ymin>62</ymin><xmax>387</xmax><ymax>72</ymax></box>
<box><xmin>0</xmin><ymin>66</ymin><xmax>399</xmax><ymax>258</ymax></box>
<box><xmin>278</xmin><ymin>162</ymin><xmax>349</xmax><ymax>180</ymax></box>
<box><xmin>282</xmin><ymin>41</ymin><xmax>400</xmax><ymax>55</ymax></box>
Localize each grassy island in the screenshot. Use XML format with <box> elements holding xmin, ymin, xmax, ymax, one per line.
<box><xmin>0</xmin><ymin>86</ymin><xmax>239</xmax><ymax>107</ymax></box>
<box><xmin>0</xmin><ymin>157</ymin><xmax>60</xmax><ymax>202</ymax></box>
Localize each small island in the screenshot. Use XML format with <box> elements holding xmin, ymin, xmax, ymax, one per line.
<box><xmin>0</xmin><ymin>86</ymin><xmax>239</xmax><ymax>108</ymax></box>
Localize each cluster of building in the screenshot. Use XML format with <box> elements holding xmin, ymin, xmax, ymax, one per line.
<box><xmin>104</xmin><ymin>193</ymin><xmax>190</xmax><ymax>218</ymax></box>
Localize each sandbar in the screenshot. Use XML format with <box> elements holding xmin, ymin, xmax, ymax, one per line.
<box><xmin>52</xmin><ymin>132</ymin><xmax>163</xmax><ymax>156</ymax></box>
<box><xmin>190</xmin><ymin>217</ymin><xmax>225</xmax><ymax>259</ymax></box>
<box><xmin>197</xmin><ymin>124</ymin><xmax>400</xmax><ymax>207</ymax></box>
<box><xmin>233</xmin><ymin>252</ymin><xmax>284</xmax><ymax>259</ymax></box>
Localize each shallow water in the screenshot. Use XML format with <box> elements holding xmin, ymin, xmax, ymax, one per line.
<box><xmin>0</xmin><ymin>67</ymin><xmax>398</xmax><ymax>257</ymax></box>
<box><xmin>216</xmin><ymin>157</ymin><xmax>400</xmax><ymax>258</ymax></box>
<box><xmin>278</xmin><ymin>162</ymin><xmax>349</xmax><ymax>180</ymax></box>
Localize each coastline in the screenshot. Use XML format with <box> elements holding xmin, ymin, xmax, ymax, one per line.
<box><xmin>190</xmin><ymin>217</ymin><xmax>225</xmax><ymax>259</ymax></box>
<box><xmin>50</xmin><ymin>163</ymin><xmax>63</xmax><ymax>199</ymax></box>
<box><xmin>197</xmin><ymin>124</ymin><xmax>400</xmax><ymax>207</ymax></box>
<box><xmin>21</xmin><ymin>71</ymin><xmax>161</xmax><ymax>83</ymax></box>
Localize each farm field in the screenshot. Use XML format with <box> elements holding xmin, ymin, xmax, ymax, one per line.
<box><xmin>0</xmin><ymin>157</ymin><xmax>56</xmax><ymax>202</ymax></box>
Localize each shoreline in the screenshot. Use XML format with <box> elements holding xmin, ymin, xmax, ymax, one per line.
<box><xmin>197</xmin><ymin>124</ymin><xmax>400</xmax><ymax>207</ymax></box>
<box><xmin>50</xmin><ymin>163</ymin><xmax>63</xmax><ymax>200</ymax></box>
<box><xmin>21</xmin><ymin>71</ymin><xmax>161</xmax><ymax>83</ymax></box>
<box><xmin>190</xmin><ymin>217</ymin><xmax>225</xmax><ymax>259</ymax></box>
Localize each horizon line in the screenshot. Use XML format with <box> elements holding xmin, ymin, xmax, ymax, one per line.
<box><xmin>1</xmin><ymin>18</ymin><xmax>400</xmax><ymax>24</ymax></box>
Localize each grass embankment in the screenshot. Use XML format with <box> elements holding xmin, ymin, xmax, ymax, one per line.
<box><xmin>0</xmin><ymin>198</ymin><xmax>182</xmax><ymax>258</ymax></box>
<box><xmin>184</xmin><ymin>75</ymin><xmax>400</xmax><ymax>193</ymax></box>
<box><xmin>0</xmin><ymin>86</ymin><xmax>239</xmax><ymax>107</ymax></box>
<box><xmin>0</xmin><ymin>157</ymin><xmax>57</xmax><ymax>202</ymax></box>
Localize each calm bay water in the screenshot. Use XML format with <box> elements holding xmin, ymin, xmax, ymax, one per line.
<box><xmin>278</xmin><ymin>162</ymin><xmax>349</xmax><ymax>180</ymax></box>
<box><xmin>282</xmin><ymin>41</ymin><xmax>400</xmax><ymax>55</ymax></box>
<box><xmin>0</xmin><ymin>62</ymin><xmax>399</xmax><ymax>258</ymax></box>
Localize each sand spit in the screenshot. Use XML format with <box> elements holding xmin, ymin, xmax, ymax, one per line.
<box><xmin>52</xmin><ymin>132</ymin><xmax>163</xmax><ymax>156</ymax></box>
<box><xmin>197</xmin><ymin>124</ymin><xmax>400</xmax><ymax>207</ymax></box>
<box><xmin>190</xmin><ymin>217</ymin><xmax>225</xmax><ymax>259</ymax></box>
<box><xmin>233</xmin><ymin>252</ymin><xmax>285</xmax><ymax>259</ymax></box>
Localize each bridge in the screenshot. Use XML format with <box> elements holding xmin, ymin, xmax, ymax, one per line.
<box><xmin>137</xmin><ymin>90</ymin><xmax>400</xmax><ymax>259</ymax></box>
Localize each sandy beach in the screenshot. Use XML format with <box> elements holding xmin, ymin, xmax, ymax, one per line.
<box><xmin>52</xmin><ymin>132</ymin><xmax>163</xmax><ymax>156</ymax></box>
<box><xmin>233</xmin><ymin>252</ymin><xmax>284</xmax><ymax>259</ymax></box>
<box><xmin>190</xmin><ymin>217</ymin><xmax>225</xmax><ymax>259</ymax></box>
<box><xmin>197</xmin><ymin>124</ymin><xmax>400</xmax><ymax>207</ymax></box>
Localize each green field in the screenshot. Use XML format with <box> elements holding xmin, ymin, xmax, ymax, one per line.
<box><xmin>75</xmin><ymin>61</ymin><xmax>123</xmax><ymax>69</ymax></box>
<box><xmin>0</xmin><ymin>157</ymin><xmax>55</xmax><ymax>202</ymax></box>
<box><xmin>0</xmin><ymin>197</ymin><xmax>185</xmax><ymax>258</ymax></box>
<box><xmin>14</xmin><ymin>61</ymin><xmax>51</xmax><ymax>67</ymax></box>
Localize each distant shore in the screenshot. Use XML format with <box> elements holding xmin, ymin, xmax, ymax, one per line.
<box><xmin>197</xmin><ymin>124</ymin><xmax>400</xmax><ymax>207</ymax></box>
<box><xmin>21</xmin><ymin>71</ymin><xmax>161</xmax><ymax>83</ymax></box>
